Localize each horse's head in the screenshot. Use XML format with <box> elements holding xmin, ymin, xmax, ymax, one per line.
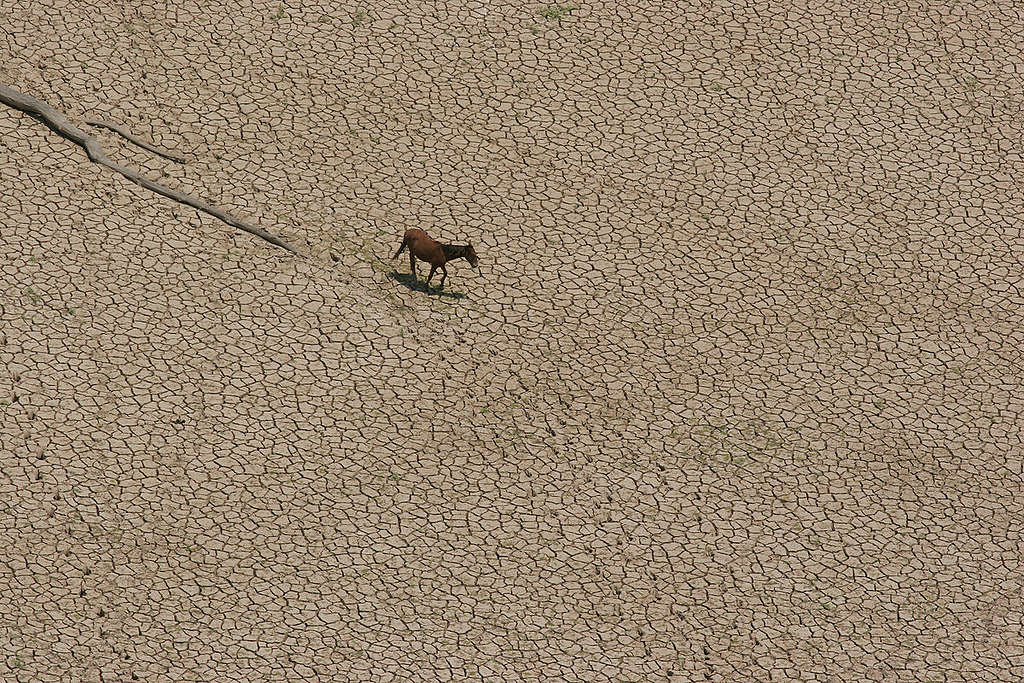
<box><xmin>466</xmin><ymin>243</ymin><xmax>479</xmax><ymax>268</ymax></box>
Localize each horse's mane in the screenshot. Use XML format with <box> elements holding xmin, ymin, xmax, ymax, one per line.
<box><xmin>442</xmin><ymin>243</ymin><xmax>469</xmax><ymax>259</ymax></box>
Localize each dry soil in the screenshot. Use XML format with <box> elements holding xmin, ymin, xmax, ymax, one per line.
<box><xmin>2</xmin><ymin>1</ymin><xmax>1023</xmax><ymax>681</ymax></box>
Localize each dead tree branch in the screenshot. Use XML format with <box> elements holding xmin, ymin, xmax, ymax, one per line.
<box><xmin>0</xmin><ymin>83</ymin><xmax>299</xmax><ymax>255</ymax></box>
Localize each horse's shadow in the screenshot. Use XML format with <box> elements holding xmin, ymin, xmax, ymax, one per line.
<box><xmin>388</xmin><ymin>271</ymin><xmax>468</xmax><ymax>299</ymax></box>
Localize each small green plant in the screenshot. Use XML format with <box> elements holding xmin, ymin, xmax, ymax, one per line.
<box><xmin>963</xmin><ymin>74</ymin><xmax>979</xmax><ymax>88</ymax></box>
<box><xmin>352</xmin><ymin>9</ymin><xmax>368</xmax><ymax>26</ymax></box>
<box><xmin>368</xmin><ymin>254</ymin><xmax>390</xmax><ymax>275</ymax></box>
<box><xmin>274</xmin><ymin>5</ymin><xmax>286</xmax><ymax>19</ymax></box>
<box><xmin>539</xmin><ymin>3</ymin><xmax>575</xmax><ymax>20</ymax></box>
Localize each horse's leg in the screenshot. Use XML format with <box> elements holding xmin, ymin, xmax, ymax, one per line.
<box><xmin>426</xmin><ymin>264</ymin><xmax>437</xmax><ymax>286</ymax></box>
<box><xmin>438</xmin><ymin>264</ymin><xmax>447</xmax><ymax>290</ymax></box>
<box><xmin>409</xmin><ymin>252</ymin><xmax>417</xmax><ymax>279</ymax></box>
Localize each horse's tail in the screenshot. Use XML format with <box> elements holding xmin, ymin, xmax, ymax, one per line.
<box><xmin>393</xmin><ymin>235</ymin><xmax>408</xmax><ymax>259</ymax></box>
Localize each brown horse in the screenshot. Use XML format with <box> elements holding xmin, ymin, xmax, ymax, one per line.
<box><xmin>393</xmin><ymin>228</ymin><xmax>479</xmax><ymax>290</ymax></box>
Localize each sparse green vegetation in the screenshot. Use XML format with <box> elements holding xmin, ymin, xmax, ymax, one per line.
<box><xmin>352</xmin><ymin>9</ymin><xmax>369</xmax><ymax>26</ymax></box>
<box><xmin>539</xmin><ymin>3</ymin><xmax>576</xmax><ymax>21</ymax></box>
<box><xmin>368</xmin><ymin>253</ymin><xmax>391</xmax><ymax>275</ymax></box>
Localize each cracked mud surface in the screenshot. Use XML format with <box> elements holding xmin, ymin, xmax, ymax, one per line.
<box><xmin>2</xmin><ymin>1</ymin><xmax>1023</xmax><ymax>681</ymax></box>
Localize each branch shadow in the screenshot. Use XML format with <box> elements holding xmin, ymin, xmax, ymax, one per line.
<box><xmin>388</xmin><ymin>271</ymin><xmax>468</xmax><ymax>299</ymax></box>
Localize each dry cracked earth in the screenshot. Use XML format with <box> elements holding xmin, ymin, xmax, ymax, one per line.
<box><xmin>2</xmin><ymin>1</ymin><xmax>1023</xmax><ymax>681</ymax></box>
